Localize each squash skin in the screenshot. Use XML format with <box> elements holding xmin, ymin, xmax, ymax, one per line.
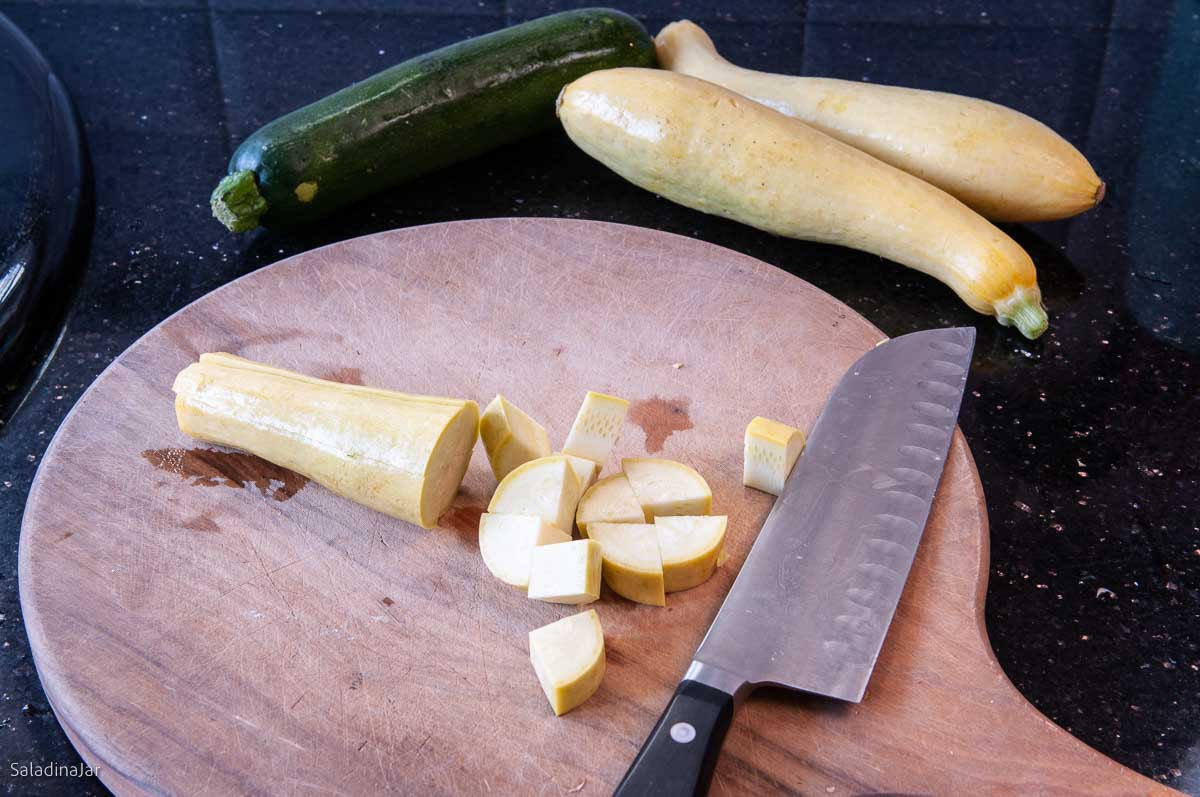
<box><xmin>172</xmin><ymin>353</ymin><xmax>478</xmax><ymax>528</ymax></box>
<box><xmin>557</xmin><ymin>67</ymin><xmax>1048</xmax><ymax>338</ymax></box>
<box><xmin>655</xmin><ymin>20</ymin><xmax>1103</xmax><ymax>224</ymax></box>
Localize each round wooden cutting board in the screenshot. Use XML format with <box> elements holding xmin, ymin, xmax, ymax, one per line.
<box><xmin>20</xmin><ymin>219</ymin><xmax>1168</xmax><ymax>796</ymax></box>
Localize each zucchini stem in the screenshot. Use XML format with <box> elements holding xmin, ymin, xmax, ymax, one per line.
<box><xmin>211</xmin><ymin>170</ymin><xmax>267</xmax><ymax>232</ymax></box>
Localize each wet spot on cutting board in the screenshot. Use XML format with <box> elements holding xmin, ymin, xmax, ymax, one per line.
<box><xmin>629</xmin><ymin>396</ymin><xmax>694</xmax><ymax>453</ymax></box>
<box><xmin>141</xmin><ymin>447</ymin><xmax>308</xmax><ymax>501</ymax></box>
<box><xmin>323</xmin><ymin>367</ymin><xmax>364</xmax><ymax>386</ymax></box>
<box><xmin>441</xmin><ymin>504</ymin><xmax>485</xmax><ymax>534</ymax></box>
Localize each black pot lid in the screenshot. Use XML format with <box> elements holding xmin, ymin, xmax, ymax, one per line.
<box><xmin>0</xmin><ymin>12</ymin><xmax>91</xmax><ymax>424</ymax></box>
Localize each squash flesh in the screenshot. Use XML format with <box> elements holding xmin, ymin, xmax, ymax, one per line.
<box><xmin>656</xmin><ymin>515</ymin><xmax>727</xmax><ymax>592</ymax></box>
<box><xmin>529</xmin><ymin>610</ymin><xmax>606</xmax><ymax>716</ymax></box>
<box><xmin>576</xmin><ymin>473</ymin><xmax>646</xmax><ymax>536</ymax></box>
<box><xmin>480</xmin><ymin>394</ymin><xmax>552</xmax><ymax>481</ymax></box>
<box><xmin>527</xmin><ymin>539</ymin><xmax>602</xmax><ymax>604</ymax></box>
<box><xmin>587</xmin><ymin>522</ymin><xmax>665</xmax><ymax>606</ymax></box>
<box><xmin>743</xmin><ymin>416</ymin><xmax>805</xmax><ymax>496</ymax></box>
<box><xmin>478</xmin><ymin>513</ymin><xmax>571</xmax><ymax>588</ymax></box>
<box><xmin>621</xmin><ymin>457</ymin><xmax>712</xmax><ymax>521</ymax></box>
<box><xmin>487</xmin><ymin>455</ymin><xmax>582</xmax><ymax>533</ymax></box>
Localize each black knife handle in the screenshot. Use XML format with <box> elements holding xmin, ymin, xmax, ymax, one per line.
<box><xmin>613</xmin><ymin>680</ymin><xmax>735</xmax><ymax>797</ymax></box>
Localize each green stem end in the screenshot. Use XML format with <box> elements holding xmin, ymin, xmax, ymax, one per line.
<box><xmin>995</xmin><ymin>286</ymin><xmax>1049</xmax><ymax>340</ymax></box>
<box><xmin>1010</xmin><ymin>301</ymin><xmax>1049</xmax><ymax>340</ymax></box>
<box><xmin>211</xmin><ymin>170</ymin><xmax>267</xmax><ymax>232</ymax></box>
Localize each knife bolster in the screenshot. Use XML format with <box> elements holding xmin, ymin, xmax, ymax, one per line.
<box><xmin>685</xmin><ymin>660</ymin><xmax>752</xmax><ymax>706</ymax></box>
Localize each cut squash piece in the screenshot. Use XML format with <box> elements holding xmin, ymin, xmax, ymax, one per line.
<box><xmin>559</xmin><ymin>452</ymin><xmax>600</xmax><ymax>492</ymax></box>
<box><xmin>744</xmin><ymin>416</ymin><xmax>805</xmax><ymax>495</ymax></box>
<box><xmin>529</xmin><ymin>610</ymin><xmax>606</xmax><ymax>716</ymax></box>
<box><xmin>587</xmin><ymin>522</ymin><xmax>665</xmax><ymax>606</ymax></box>
<box><xmin>478</xmin><ymin>513</ymin><xmax>571</xmax><ymax>589</ymax></box>
<box><xmin>488</xmin><ymin>455</ymin><xmax>581</xmax><ymax>533</ymax></box>
<box><xmin>528</xmin><ymin>539</ymin><xmax>602</xmax><ymax>604</ymax></box>
<box><xmin>172</xmin><ymin>353</ymin><xmax>478</xmax><ymax>528</ymax></box>
<box><xmin>621</xmin><ymin>458</ymin><xmax>712</xmax><ymax>521</ymax></box>
<box><xmin>562</xmin><ymin>391</ymin><xmax>629</xmax><ymax>465</ymax></box>
<box><xmin>576</xmin><ymin>473</ymin><xmax>646</xmax><ymax>537</ymax></box>
<box><xmin>656</xmin><ymin>515</ymin><xmax>727</xmax><ymax>592</ymax></box>
<box><xmin>480</xmin><ymin>394</ymin><xmax>552</xmax><ymax>481</ymax></box>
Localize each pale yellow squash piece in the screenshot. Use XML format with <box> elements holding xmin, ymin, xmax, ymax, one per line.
<box><xmin>559</xmin><ymin>452</ymin><xmax>600</xmax><ymax>492</ymax></box>
<box><xmin>527</xmin><ymin>539</ymin><xmax>602</xmax><ymax>604</ymax></box>
<box><xmin>488</xmin><ymin>455</ymin><xmax>581</xmax><ymax>534</ymax></box>
<box><xmin>562</xmin><ymin>391</ymin><xmax>630</xmax><ymax>465</ymax></box>
<box><xmin>621</xmin><ymin>457</ymin><xmax>712</xmax><ymax>521</ymax></box>
<box><xmin>480</xmin><ymin>394</ymin><xmax>552</xmax><ymax>481</ymax></box>
<box><xmin>172</xmin><ymin>353</ymin><xmax>478</xmax><ymax>528</ymax></box>
<box><xmin>529</xmin><ymin>610</ymin><xmax>606</xmax><ymax>716</ymax></box>
<box><xmin>743</xmin><ymin>416</ymin><xmax>806</xmax><ymax>496</ymax></box>
<box><xmin>587</xmin><ymin>522</ymin><xmax>665</xmax><ymax>606</ymax></box>
<box><xmin>655</xmin><ymin>515</ymin><xmax>728</xmax><ymax>592</ymax></box>
<box><xmin>575</xmin><ymin>473</ymin><xmax>646</xmax><ymax>537</ymax></box>
<box><xmin>478</xmin><ymin>513</ymin><xmax>571</xmax><ymax>589</ymax></box>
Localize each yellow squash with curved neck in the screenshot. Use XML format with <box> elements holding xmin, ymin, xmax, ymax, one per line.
<box><xmin>557</xmin><ymin>67</ymin><xmax>1048</xmax><ymax>338</ymax></box>
<box><xmin>656</xmin><ymin>20</ymin><xmax>1103</xmax><ymax>224</ymax></box>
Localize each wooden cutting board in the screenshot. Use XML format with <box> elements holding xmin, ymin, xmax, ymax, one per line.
<box><xmin>20</xmin><ymin>219</ymin><xmax>1171</xmax><ymax>796</ymax></box>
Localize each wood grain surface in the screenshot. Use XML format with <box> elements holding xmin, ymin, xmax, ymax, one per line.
<box><xmin>19</xmin><ymin>219</ymin><xmax>1172</xmax><ymax>796</ymax></box>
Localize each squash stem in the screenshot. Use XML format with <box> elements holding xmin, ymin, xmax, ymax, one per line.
<box><xmin>1005</xmin><ymin>299</ymin><xmax>1048</xmax><ymax>340</ymax></box>
<box><xmin>211</xmin><ymin>170</ymin><xmax>267</xmax><ymax>232</ymax></box>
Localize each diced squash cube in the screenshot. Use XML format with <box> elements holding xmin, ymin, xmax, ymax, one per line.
<box><xmin>559</xmin><ymin>452</ymin><xmax>600</xmax><ymax>492</ymax></box>
<box><xmin>562</xmin><ymin>391</ymin><xmax>629</xmax><ymax>465</ymax></box>
<box><xmin>621</xmin><ymin>458</ymin><xmax>712</xmax><ymax>521</ymax></box>
<box><xmin>478</xmin><ymin>513</ymin><xmax>571</xmax><ymax>589</ymax></box>
<box><xmin>576</xmin><ymin>473</ymin><xmax>646</xmax><ymax>536</ymax></box>
<box><xmin>586</xmin><ymin>522</ymin><xmax>665</xmax><ymax>606</ymax></box>
<box><xmin>480</xmin><ymin>394</ymin><xmax>552</xmax><ymax>481</ymax></box>
<box><xmin>529</xmin><ymin>610</ymin><xmax>605</xmax><ymax>716</ymax></box>
<box><xmin>488</xmin><ymin>456</ymin><xmax>581</xmax><ymax>534</ymax></box>
<box><xmin>743</xmin><ymin>416</ymin><xmax>805</xmax><ymax>495</ymax></box>
<box><xmin>655</xmin><ymin>515</ymin><xmax>727</xmax><ymax>592</ymax></box>
<box><xmin>528</xmin><ymin>539</ymin><xmax>602</xmax><ymax>604</ymax></box>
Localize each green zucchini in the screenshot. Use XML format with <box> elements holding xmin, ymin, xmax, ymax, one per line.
<box><xmin>211</xmin><ymin>8</ymin><xmax>656</xmax><ymax>232</ymax></box>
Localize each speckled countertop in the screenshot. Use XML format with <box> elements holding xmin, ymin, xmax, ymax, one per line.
<box><xmin>0</xmin><ymin>0</ymin><xmax>1196</xmax><ymax>794</ymax></box>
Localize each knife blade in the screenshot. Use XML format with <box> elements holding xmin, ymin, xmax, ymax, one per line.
<box><xmin>613</xmin><ymin>327</ymin><xmax>975</xmax><ymax>797</ymax></box>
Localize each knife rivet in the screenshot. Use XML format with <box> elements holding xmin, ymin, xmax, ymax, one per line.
<box><xmin>670</xmin><ymin>722</ymin><xmax>696</xmax><ymax>744</ymax></box>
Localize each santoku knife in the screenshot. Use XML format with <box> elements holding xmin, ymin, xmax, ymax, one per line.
<box><xmin>613</xmin><ymin>327</ymin><xmax>976</xmax><ymax>796</ymax></box>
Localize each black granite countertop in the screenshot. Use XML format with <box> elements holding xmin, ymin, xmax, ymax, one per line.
<box><xmin>0</xmin><ymin>0</ymin><xmax>1197</xmax><ymax>793</ymax></box>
